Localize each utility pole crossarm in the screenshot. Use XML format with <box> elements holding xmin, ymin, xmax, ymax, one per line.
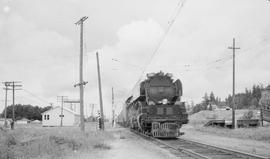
<box><xmin>75</xmin><ymin>16</ymin><xmax>88</xmax><ymax>25</ymax></box>
<box><xmin>74</xmin><ymin>81</ymin><xmax>88</xmax><ymax>88</ymax></box>
<box><xmin>228</xmin><ymin>47</ymin><xmax>240</xmax><ymax>50</ymax></box>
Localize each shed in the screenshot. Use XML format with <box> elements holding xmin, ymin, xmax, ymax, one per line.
<box><xmin>41</xmin><ymin>106</ymin><xmax>80</xmax><ymax>127</ymax></box>
<box><xmin>30</xmin><ymin>120</ymin><xmax>41</xmax><ymax>124</ymax></box>
<box><xmin>16</xmin><ymin>118</ymin><xmax>30</xmax><ymax>124</ymax></box>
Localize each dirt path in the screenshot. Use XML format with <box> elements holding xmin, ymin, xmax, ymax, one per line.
<box><xmin>101</xmin><ymin>126</ymin><xmax>179</xmax><ymax>159</ymax></box>
<box><xmin>181</xmin><ymin>125</ymin><xmax>270</xmax><ymax>157</ymax></box>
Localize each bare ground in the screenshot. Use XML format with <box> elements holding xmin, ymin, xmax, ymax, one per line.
<box><xmin>96</xmin><ymin>126</ymin><xmax>179</xmax><ymax>159</ymax></box>
<box><xmin>182</xmin><ymin>112</ymin><xmax>270</xmax><ymax>158</ymax></box>
<box><xmin>181</xmin><ymin>125</ymin><xmax>270</xmax><ymax>157</ymax></box>
<box><xmin>2</xmin><ymin>121</ymin><xmax>269</xmax><ymax>158</ymax></box>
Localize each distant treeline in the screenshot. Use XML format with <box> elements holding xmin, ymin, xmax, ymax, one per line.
<box><xmin>0</xmin><ymin>104</ymin><xmax>52</xmax><ymax>121</ymax></box>
<box><xmin>190</xmin><ymin>84</ymin><xmax>267</xmax><ymax>114</ymax></box>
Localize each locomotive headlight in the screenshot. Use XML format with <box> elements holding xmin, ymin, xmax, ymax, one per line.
<box><xmin>162</xmin><ymin>99</ymin><xmax>168</xmax><ymax>105</ymax></box>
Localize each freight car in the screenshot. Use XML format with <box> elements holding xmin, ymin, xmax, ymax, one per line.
<box><xmin>117</xmin><ymin>71</ymin><xmax>188</xmax><ymax>138</ymax></box>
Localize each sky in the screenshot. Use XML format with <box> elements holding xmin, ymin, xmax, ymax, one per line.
<box><xmin>0</xmin><ymin>0</ymin><xmax>270</xmax><ymax>118</ymax></box>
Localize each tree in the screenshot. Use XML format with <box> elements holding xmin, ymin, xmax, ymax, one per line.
<box><xmin>226</xmin><ymin>95</ymin><xmax>233</xmax><ymax>108</ymax></box>
<box><xmin>209</xmin><ymin>92</ymin><xmax>215</xmax><ymax>104</ymax></box>
<box><xmin>1</xmin><ymin>104</ymin><xmax>52</xmax><ymax>121</ymax></box>
<box><xmin>251</xmin><ymin>84</ymin><xmax>262</xmax><ymax>108</ymax></box>
<box><xmin>191</xmin><ymin>103</ymin><xmax>204</xmax><ymax>114</ymax></box>
<box><xmin>202</xmin><ymin>93</ymin><xmax>209</xmax><ymax>110</ymax></box>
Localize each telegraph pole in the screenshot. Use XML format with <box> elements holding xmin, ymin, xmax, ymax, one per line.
<box><xmin>112</xmin><ymin>87</ymin><xmax>115</xmax><ymax>127</ymax></box>
<box><xmin>63</xmin><ymin>100</ymin><xmax>80</xmax><ymax>112</ymax></box>
<box><xmin>85</xmin><ymin>104</ymin><xmax>88</xmax><ymax>118</ymax></box>
<box><xmin>2</xmin><ymin>81</ymin><xmax>22</xmax><ymax>129</ymax></box>
<box><xmin>11</xmin><ymin>82</ymin><xmax>22</xmax><ymax>124</ymax></box>
<box><xmin>2</xmin><ymin>82</ymin><xmax>11</xmax><ymax>128</ymax></box>
<box><xmin>4</xmin><ymin>87</ymin><xmax>8</xmax><ymax>127</ymax></box>
<box><xmin>57</xmin><ymin>96</ymin><xmax>67</xmax><ymax>127</ymax></box>
<box><xmin>96</xmin><ymin>52</ymin><xmax>105</xmax><ymax>130</ymax></box>
<box><xmin>228</xmin><ymin>38</ymin><xmax>240</xmax><ymax>129</ymax></box>
<box><xmin>75</xmin><ymin>16</ymin><xmax>88</xmax><ymax>132</ymax></box>
<box><xmin>90</xmin><ymin>104</ymin><xmax>94</xmax><ymax>117</ymax></box>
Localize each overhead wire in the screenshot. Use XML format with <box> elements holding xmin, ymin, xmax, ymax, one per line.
<box><xmin>129</xmin><ymin>0</ymin><xmax>188</xmax><ymax>95</ymax></box>
<box><xmin>185</xmin><ymin>39</ymin><xmax>269</xmax><ymax>74</ymax></box>
<box><xmin>22</xmin><ymin>89</ymin><xmax>50</xmax><ymax>105</ymax></box>
<box><xmin>112</xmin><ymin>58</ymin><xmax>144</xmax><ymax>70</ymax></box>
<box><xmin>176</xmin><ymin>37</ymin><xmax>270</xmax><ymax>74</ymax></box>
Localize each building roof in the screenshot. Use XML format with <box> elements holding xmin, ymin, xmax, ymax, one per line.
<box><xmin>41</xmin><ymin>106</ymin><xmax>79</xmax><ymax>115</ymax></box>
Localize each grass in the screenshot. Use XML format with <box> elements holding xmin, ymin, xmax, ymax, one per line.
<box><xmin>93</xmin><ymin>143</ymin><xmax>111</xmax><ymax>150</ymax></box>
<box><xmin>189</xmin><ymin>109</ymin><xmax>261</xmax><ymax>126</ymax></box>
<box><xmin>0</xmin><ymin>123</ymin><xmax>114</xmax><ymax>159</ymax></box>
<box><xmin>193</xmin><ymin>125</ymin><xmax>270</xmax><ymax>142</ymax></box>
<box><xmin>187</xmin><ymin>109</ymin><xmax>270</xmax><ymax>142</ymax></box>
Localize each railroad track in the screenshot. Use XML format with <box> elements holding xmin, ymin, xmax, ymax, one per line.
<box><xmin>130</xmin><ymin>129</ymin><xmax>269</xmax><ymax>159</ymax></box>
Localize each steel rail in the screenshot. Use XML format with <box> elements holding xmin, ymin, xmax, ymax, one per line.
<box><xmin>129</xmin><ymin>128</ymin><xmax>269</xmax><ymax>159</ymax></box>
<box><xmin>174</xmin><ymin>138</ymin><xmax>270</xmax><ymax>159</ymax></box>
<box><xmin>130</xmin><ymin>129</ymin><xmax>210</xmax><ymax>159</ymax></box>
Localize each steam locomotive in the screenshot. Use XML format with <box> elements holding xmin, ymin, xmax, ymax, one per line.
<box><xmin>117</xmin><ymin>71</ymin><xmax>188</xmax><ymax>138</ymax></box>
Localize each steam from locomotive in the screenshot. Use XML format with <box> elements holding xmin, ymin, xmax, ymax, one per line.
<box><xmin>117</xmin><ymin>71</ymin><xmax>188</xmax><ymax>138</ymax></box>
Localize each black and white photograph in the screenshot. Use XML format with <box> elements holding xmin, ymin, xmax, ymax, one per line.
<box><xmin>0</xmin><ymin>0</ymin><xmax>270</xmax><ymax>158</ymax></box>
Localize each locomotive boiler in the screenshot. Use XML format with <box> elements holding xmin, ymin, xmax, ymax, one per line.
<box><xmin>118</xmin><ymin>71</ymin><xmax>188</xmax><ymax>138</ymax></box>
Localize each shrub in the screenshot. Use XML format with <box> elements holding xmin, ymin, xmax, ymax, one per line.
<box><xmin>242</xmin><ymin>110</ymin><xmax>254</xmax><ymax>120</ymax></box>
<box><xmin>93</xmin><ymin>143</ymin><xmax>111</xmax><ymax>150</ymax></box>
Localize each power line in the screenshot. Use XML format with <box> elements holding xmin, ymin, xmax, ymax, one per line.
<box><xmin>22</xmin><ymin>89</ymin><xmax>50</xmax><ymax>104</ymax></box>
<box><xmin>142</xmin><ymin>0</ymin><xmax>187</xmax><ymax>74</ymax></box>
<box><xmin>112</xmin><ymin>58</ymin><xmax>143</xmax><ymax>70</ymax></box>
<box><xmin>16</xmin><ymin>95</ymin><xmax>48</xmax><ymax>106</ymax></box>
<box><xmin>129</xmin><ymin>0</ymin><xmax>188</xmax><ymax>94</ymax></box>
<box><xmin>0</xmin><ymin>54</ymin><xmax>85</xmax><ymax>63</ymax></box>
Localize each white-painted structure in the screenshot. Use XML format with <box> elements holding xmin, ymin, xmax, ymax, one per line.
<box><xmin>41</xmin><ymin>106</ymin><xmax>80</xmax><ymax>126</ymax></box>
<box><xmin>16</xmin><ymin>118</ymin><xmax>30</xmax><ymax>124</ymax></box>
<box><xmin>30</xmin><ymin>120</ymin><xmax>41</xmax><ymax>124</ymax></box>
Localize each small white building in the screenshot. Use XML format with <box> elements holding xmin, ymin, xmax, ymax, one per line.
<box><xmin>16</xmin><ymin>118</ymin><xmax>30</xmax><ymax>124</ymax></box>
<box><xmin>30</xmin><ymin>120</ymin><xmax>41</xmax><ymax>124</ymax></box>
<box><xmin>41</xmin><ymin>106</ymin><xmax>80</xmax><ymax>127</ymax></box>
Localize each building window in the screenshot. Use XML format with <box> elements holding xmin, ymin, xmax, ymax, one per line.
<box><xmin>44</xmin><ymin>115</ymin><xmax>50</xmax><ymax>120</ymax></box>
